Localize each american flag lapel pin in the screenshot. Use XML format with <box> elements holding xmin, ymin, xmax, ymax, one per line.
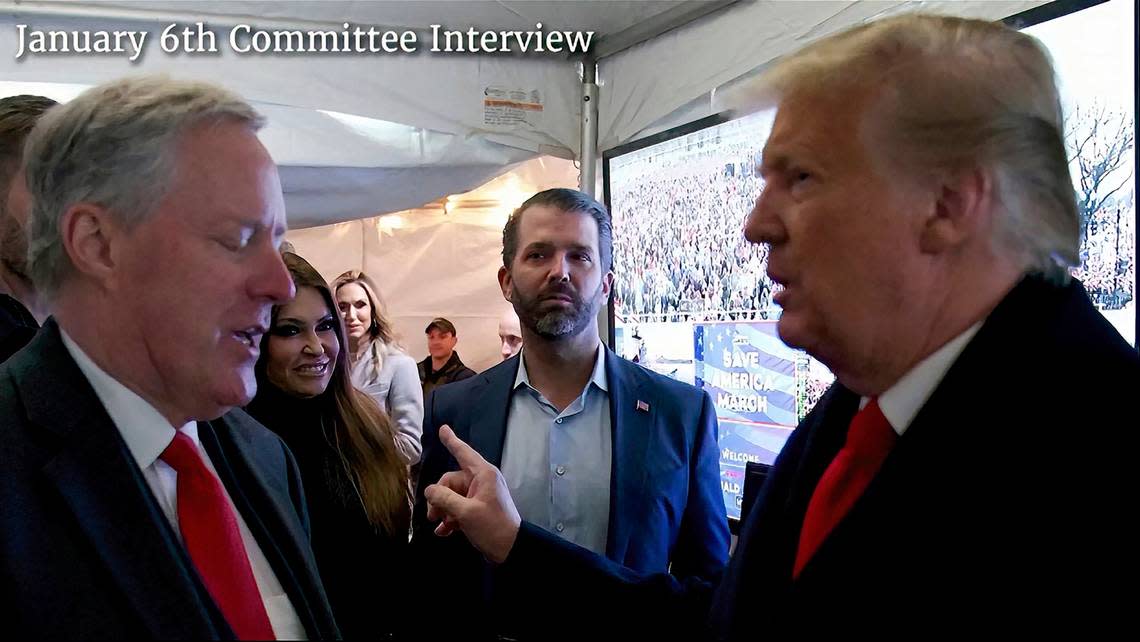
<box><xmin>636</xmin><ymin>400</ymin><xmax>650</xmax><ymax>413</ymax></box>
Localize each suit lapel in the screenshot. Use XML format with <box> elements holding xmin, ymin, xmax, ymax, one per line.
<box><xmin>199</xmin><ymin>416</ymin><xmax>337</xmax><ymax>640</ymax></box>
<box><xmin>26</xmin><ymin>321</ymin><xmax>222</xmax><ymax>639</ymax></box>
<box><xmin>467</xmin><ymin>355</ymin><xmax>519</xmax><ymax>467</ymax></box>
<box><xmin>786</xmin><ymin>387</ymin><xmax>859</xmax><ymax>517</ymax></box>
<box><xmin>798</xmin><ymin>282</ymin><xmax>1042</xmax><ymax>580</ymax></box>
<box><xmin>778</xmin><ymin>385</ymin><xmax>859</xmax><ymax>582</ymax></box>
<box><xmin>793</xmin><ymin>288</ymin><xmax>1029</xmax><ymax>581</ymax></box>
<box><xmin>605</xmin><ymin>352</ymin><xmax>655</xmax><ymax>563</ymax></box>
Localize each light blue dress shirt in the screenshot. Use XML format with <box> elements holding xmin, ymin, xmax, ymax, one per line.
<box><xmin>500</xmin><ymin>345</ymin><xmax>612</xmax><ymax>555</ymax></box>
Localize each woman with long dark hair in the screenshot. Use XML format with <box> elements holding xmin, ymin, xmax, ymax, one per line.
<box><xmin>246</xmin><ymin>252</ymin><xmax>409</xmax><ymax>639</ymax></box>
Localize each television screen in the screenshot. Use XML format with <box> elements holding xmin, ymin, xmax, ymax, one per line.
<box><xmin>1012</xmin><ymin>0</ymin><xmax>1136</xmax><ymax>346</ymax></box>
<box><xmin>605</xmin><ymin>110</ymin><xmax>836</xmax><ymax>520</ymax></box>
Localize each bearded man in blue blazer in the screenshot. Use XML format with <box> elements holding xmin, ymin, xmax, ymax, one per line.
<box><xmin>412</xmin><ymin>188</ymin><xmax>729</xmax><ymax>639</ymax></box>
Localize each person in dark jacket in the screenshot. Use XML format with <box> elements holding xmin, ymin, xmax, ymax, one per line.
<box><xmin>1</xmin><ymin>77</ymin><xmax>338</xmax><ymax>640</ymax></box>
<box><xmin>418</xmin><ymin>14</ymin><xmax>1137</xmax><ymax>639</ymax></box>
<box><xmin>247</xmin><ymin>251</ymin><xmax>411</xmax><ymax>640</ymax></box>
<box><xmin>0</xmin><ymin>94</ymin><xmax>56</xmax><ymax>363</ymax></box>
<box><xmin>418</xmin><ymin>316</ymin><xmax>476</xmax><ymax>398</ymax></box>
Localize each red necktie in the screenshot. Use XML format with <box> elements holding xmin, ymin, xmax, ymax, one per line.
<box><xmin>794</xmin><ymin>398</ymin><xmax>896</xmax><ymax>579</ymax></box>
<box><xmin>160</xmin><ymin>431</ymin><xmax>276</xmax><ymax>640</ymax></box>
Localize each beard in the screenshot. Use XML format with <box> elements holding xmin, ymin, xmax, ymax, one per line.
<box><xmin>512</xmin><ymin>279</ymin><xmax>603</xmax><ymax>340</ymax></box>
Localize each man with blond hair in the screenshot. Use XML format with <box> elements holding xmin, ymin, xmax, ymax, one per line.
<box><xmin>420</xmin><ymin>14</ymin><xmax>1137</xmax><ymax>638</ymax></box>
<box><xmin>0</xmin><ymin>77</ymin><xmax>339</xmax><ymax>639</ymax></box>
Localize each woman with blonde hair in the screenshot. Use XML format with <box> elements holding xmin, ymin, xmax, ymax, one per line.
<box><xmin>246</xmin><ymin>253</ymin><xmax>410</xmax><ymax>639</ymax></box>
<box><xmin>333</xmin><ymin>270</ymin><xmax>424</xmax><ymax>464</ymax></box>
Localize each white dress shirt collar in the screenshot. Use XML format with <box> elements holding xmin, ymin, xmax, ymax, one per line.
<box><xmin>59</xmin><ymin>328</ymin><xmax>193</xmax><ymax>467</ymax></box>
<box><xmin>59</xmin><ymin>329</ymin><xmax>308</xmax><ymax>640</ymax></box>
<box><xmin>514</xmin><ymin>342</ymin><xmax>609</xmax><ymax>394</ymax></box>
<box><xmin>871</xmin><ymin>321</ymin><xmax>983</xmax><ymax>436</ymax></box>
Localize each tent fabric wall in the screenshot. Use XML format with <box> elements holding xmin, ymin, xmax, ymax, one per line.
<box><xmin>285</xmin><ymin>156</ymin><xmax>580</xmax><ymax>373</ymax></box>
<box><xmin>596</xmin><ymin>0</ymin><xmax>1049</xmax><ymax>152</ymax></box>
<box><xmin>278</xmin><ymin>161</ymin><xmax>532</xmax><ymax>229</ymax></box>
<box><xmin>0</xmin><ymin>7</ymin><xmax>581</xmax><ymax>227</ymax></box>
<box><xmin>0</xmin><ymin>13</ymin><xmax>583</xmax><ymax>153</ymax></box>
<box><xmin>0</xmin><ymin>77</ymin><xmax>542</xmax><ymax>227</ymax></box>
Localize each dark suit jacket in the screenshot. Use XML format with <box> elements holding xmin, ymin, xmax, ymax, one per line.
<box><xmin>0</xmin><ymin>320</ymin><xmax>340</xmax><ymax>640</ymax></box>
<box><xmin>0</xmin><ymin>293</ymin><xmax>37</xmax><ymax>363</ymax></box>
<box><xmin>417</xmin><ymin>350</ymin><xmax>477</xmax><ymax>401</ymax></box>
<box><xmin>492</xmin><ymin>276</ymin><xmax>1139</xmax><ymax>638</ymax></box>
<box><xmin>412</xmin><ymin>347</ymin><xmax>729</xmax><ymax>638</ymax></box>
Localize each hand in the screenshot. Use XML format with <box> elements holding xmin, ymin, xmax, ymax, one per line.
<box><xmin>424</xmin><ymin>425</ymin><xmax>522</xmax><ymax>564</ymax></box>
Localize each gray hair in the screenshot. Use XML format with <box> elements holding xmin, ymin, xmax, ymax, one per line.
<box><xmin>24</xmin><ymin>75</ymin><xmax>266</xmax><ymax>298</ymax></box>
<box><xmin>756</xmin><ymin>14</ymin><xmax>1077</xmax><ymax>282</ymax></box>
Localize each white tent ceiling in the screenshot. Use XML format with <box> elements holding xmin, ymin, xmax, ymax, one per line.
<box><xmin>596</xmin><ymin>0</ymin><xmax>1048</xmax><ymax>149</ymax></box>
<box><xmin>1</xmin><ymin>0</ymin><xmax>1047</xmax><ymax>228</ymax></box>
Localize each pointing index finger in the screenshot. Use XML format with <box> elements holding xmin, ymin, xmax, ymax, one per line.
<box><xmin>439</xmin><ymin>424</ymin><xmax>489</xmax><ymax>473</ymax></box>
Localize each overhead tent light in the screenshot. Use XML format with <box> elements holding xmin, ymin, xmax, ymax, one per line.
<box><xmin>375</xmin><ymin>214</ymin><xmax>406</xmax><ymax>232</ymax></box>
<box><xmin>439</xmin><ymin>171</ymin><xmax>532</xmax><ymax>225</ymax></box>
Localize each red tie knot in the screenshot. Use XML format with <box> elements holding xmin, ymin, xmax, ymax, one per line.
<box><xmin>845</xmin><ymin>398</ymin><xmax>896</xmax><ymax>460</ymax></box>
<box><xmin>159</xmin><ymin>430</ymin><xmax>203</xmax><ymax>472</ymax></box>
